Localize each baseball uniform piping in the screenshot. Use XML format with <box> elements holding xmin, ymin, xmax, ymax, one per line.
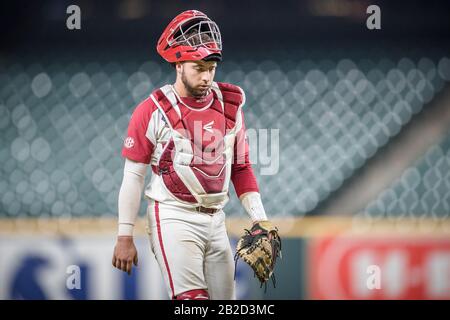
<box><xmin>154</xmin><ymin>201</ymin><xmax>176</xmax><ymax>299</ymax></box>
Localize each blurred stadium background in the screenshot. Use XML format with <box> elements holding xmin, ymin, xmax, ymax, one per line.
<box><xmin>1</xmin><ymin>0</ymin><xmax>450</xmax><ymax>299</ymax></box>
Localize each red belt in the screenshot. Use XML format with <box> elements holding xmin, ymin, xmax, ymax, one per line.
<box><xmin>195</xmin><ymin>206</ymin><xmax>220</xmax><ymax>214</ymax></box>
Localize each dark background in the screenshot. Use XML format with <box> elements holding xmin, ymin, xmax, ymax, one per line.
<box><xmin>1</xmin><ymin>0</ymin><xmax>449</xmax><ymax>56</ymax></box>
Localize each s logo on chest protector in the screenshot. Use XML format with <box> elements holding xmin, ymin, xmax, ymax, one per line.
<box><xmin>203</xmin><ymin>120</ymin><xmax>214</xmax><ymax>133</ymax></box>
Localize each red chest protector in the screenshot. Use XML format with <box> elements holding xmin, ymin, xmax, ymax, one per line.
<box><xmin>149</xmin><ymin>82</ymin><xmax>245</xmax><ymax>208</ymax></box>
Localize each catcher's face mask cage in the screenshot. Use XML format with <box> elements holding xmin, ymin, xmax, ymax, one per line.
<box><xmin>170</xmin><ymin>17</ymin><xmax>222</xmax><ymax>51</ymax></box>
<box><xmin>157</xmin><ymin>10</ymin><xmax>222</xmax><ymax>63</ymax></box>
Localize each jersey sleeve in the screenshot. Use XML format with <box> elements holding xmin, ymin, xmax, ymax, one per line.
<box><xmin>121</xmin><ymin>97</ymin><xmax>157</xmax><ymax>164</ymax></box>
<box><xmin>231</xmin><ymin>109</ymin><xmax>260</xmax><ymax>198</ymax></box>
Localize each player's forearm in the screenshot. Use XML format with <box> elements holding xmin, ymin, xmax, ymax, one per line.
<box><xmin>117</xmin><ymin>159</ymin><xmax>148</xmax><ymax>236</ymax></box>
<box><xmin>240</xmin><ymin>191</ymin><xmax>268</xmax><ymax>223</ymax></box>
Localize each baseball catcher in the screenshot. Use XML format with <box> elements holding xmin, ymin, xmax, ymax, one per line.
<box><xmin>112</xmin><ymin>9</ymin><xmax>281</xmax><ymax>300</ymax></box>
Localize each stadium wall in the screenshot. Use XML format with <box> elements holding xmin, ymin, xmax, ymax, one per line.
<box><xmin>1</xmin><ymin>217</ymin><xmax>449</xmax><ymax>300</ymax></box>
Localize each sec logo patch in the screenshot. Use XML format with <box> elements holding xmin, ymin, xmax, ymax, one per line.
<box><xmin>123</xmin><ymin>137</ymin><xmax>135</xmax><ymax>149</ymax></box>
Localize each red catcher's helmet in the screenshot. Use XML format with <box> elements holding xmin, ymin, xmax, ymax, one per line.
<box><xmin>157</xmin><ymin>10</ymin><xmax>222</xmax><ymax>63</ymax></box>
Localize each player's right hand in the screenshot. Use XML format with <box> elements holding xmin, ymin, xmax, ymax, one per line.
<box><xmin>112</xmin><ymin>236</ymin><xmax>138</xmax><ymax>275</ymax></box>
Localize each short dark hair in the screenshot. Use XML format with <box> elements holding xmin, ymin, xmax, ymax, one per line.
<box><xmin>181</xmin><ymin>27</ymin><xmax>214</xmax><ymax>47</ymax></box>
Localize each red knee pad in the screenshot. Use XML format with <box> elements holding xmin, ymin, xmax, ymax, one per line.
<box><xmin>175</xmin><ymin>289</ymin><xmax>209</xmax><ymax>300</ymax></box>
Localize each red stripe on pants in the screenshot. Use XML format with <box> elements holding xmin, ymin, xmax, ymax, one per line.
<box><xmin>154</xmin><ymin>201</ymin><xmax>175</xmax><ymax>299</ymax></box>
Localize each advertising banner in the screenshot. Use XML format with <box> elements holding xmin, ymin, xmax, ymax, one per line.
<box><xmin>308</xmin><ymin>236</ymin><xmax>450</xmax><ymax>299</ymax></box>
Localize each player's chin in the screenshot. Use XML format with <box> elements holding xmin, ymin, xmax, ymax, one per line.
<box><xmin>195</xmin><ymin>87</ymin><xmax>209</xmax><ymax>96</ymax></box>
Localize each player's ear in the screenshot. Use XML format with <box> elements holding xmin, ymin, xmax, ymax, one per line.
<box><xmin>175</xmin><ymin>62</ymin><xmax>183</xmax><ymax>77</ymax></box>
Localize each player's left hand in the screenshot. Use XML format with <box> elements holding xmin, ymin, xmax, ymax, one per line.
<box><xmin>235</xmin><ymin>221</ymin><xmax>282</xmax><ymax>288</ymax></box>
<box><xmin>112</xmin><ymin>236</ymin><xmax>138</xmax><ymax>275</ymax></box>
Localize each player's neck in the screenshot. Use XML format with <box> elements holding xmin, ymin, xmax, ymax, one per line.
<box><xmin>173</xmin><ymin>81</ymin><xmax>193</xmax><ymax>98</ymax></box>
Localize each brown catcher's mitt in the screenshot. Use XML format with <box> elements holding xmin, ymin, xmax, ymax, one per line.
<box><xmin>234</xmin><ymin>221</ymin><xmax>282</xmax><ymax>289</ymax></box>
